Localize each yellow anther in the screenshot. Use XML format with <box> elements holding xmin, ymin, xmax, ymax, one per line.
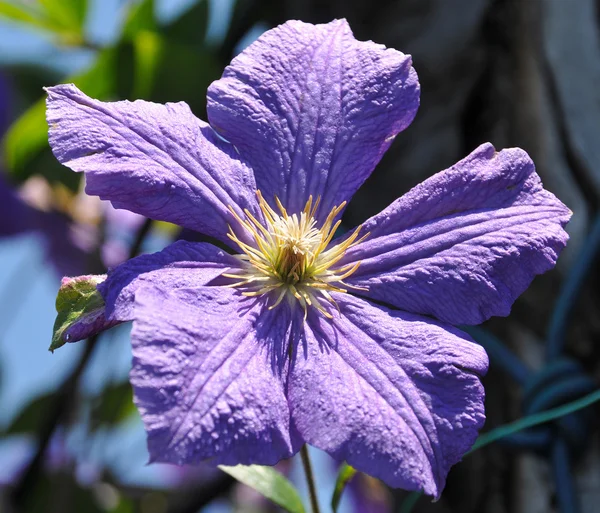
<box><xmin>225</xmin><ymin>191</ymin><xmax>368</xmax><ymax>317</ymax></box>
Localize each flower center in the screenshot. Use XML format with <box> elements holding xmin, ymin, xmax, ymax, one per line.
<box><xmin>224</xmin><ymin>191</ymin><xmax>368</xmax><ymax>318</ymax></box>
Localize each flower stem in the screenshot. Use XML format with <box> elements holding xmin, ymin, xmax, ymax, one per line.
<box><xmin>300</xmin><ymin>445</ymin><xmax>321</xmax><ymax>513</ymax></box>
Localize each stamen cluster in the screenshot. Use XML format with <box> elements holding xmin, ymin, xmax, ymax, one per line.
<box><xmin>224</xmin><ymin>191</ymin><xmax>368</xmax><ymax>317</ymax></box>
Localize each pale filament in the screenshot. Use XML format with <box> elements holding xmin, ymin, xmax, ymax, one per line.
<box><xmin>223</xmin><ymin>191</ymin><xmax>368</xmax><ymax>319</ymax></box>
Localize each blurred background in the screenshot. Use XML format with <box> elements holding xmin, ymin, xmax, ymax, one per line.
<box><xmin>0</xmin><ymin>0</ymin><xmax>598</xmax><ymax>512</ymax></box>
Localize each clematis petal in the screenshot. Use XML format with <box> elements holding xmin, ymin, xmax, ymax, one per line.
<box><xmin>288</xmin><ymin>293</ymin><xmax>487</xmax><ymax>498</ymax></box>
<box><xmin>46</xmin><ymin>84</ymin><xmax>259</xmax><ymax>246</ymax></box>
<box><xmin>131</xmin><ymin>285</ymin><xmax>302</xmax><ymax>465</ymax></box>
<box><xmin>60</xmin><ymin>241</ymin><xmax>239</xmax><ymax>343</ymax></box>
<box><xmin>99</xmin><ymin>240</ymin><xmax>239</xmax><ymax>323</ymax></box>
<box><xmin>207</xmin><ymin>19</ymin><xmax>419</xmax><ymax>220</ymax></box>
<box><xmin>341</xmin><ymin>143</ymin><xmax>571</xmax><ymax>325</ymax></box>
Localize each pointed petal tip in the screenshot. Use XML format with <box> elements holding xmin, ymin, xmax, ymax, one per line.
<box><xmin>289</xmin><ymin>295</ymin><xmax>486</xmax><ymax>500</ymax></box>
<box><xmin>45</xmin><ymin>83</ymin><xmax>79</xmax><ymax>99</ymax></box>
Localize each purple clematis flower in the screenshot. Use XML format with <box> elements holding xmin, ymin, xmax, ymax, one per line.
<box><xmin>45</xmin><ymin>19</ymin><xmax>570</xmax><ymax>498</ymax></box>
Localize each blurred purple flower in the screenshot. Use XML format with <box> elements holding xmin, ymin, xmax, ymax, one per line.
<box><xmin>0</xmin><ymin>175</ymin><xmax>143</xmax><ymax>277</ymax></box>
<box><xmin>0</xmin><ymin>72</ymin><xmax>143</xmax><ymax>276</ymax></box>
<box><xmin>349</xmin><ymin>474</ymin><xmax>391</xmax><ymax>513</ymax></box>
<box><xmin>101</xmin><ymin>201</ymin><xmax>145</xmax><ymax>267</ymax></box>
<box><xmin>45</xmin><ymin>19</ymin><xmax>570</xmax><ymax>498</ymax></box>
<box><xmin>0</xmin><ymin>169</ymin><xmax>88</xmax><ymax>277</ymax></box>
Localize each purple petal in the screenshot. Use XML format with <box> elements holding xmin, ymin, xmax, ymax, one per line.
<box><xmin>288</xmin><ymin>293</ymin><xmax>487</xmax><ymax>498</ymax></box>
<box><xmin>342</xmin><ymin>144</ymin><xmax>571</xmax><ymax>325</ymax></box>
<box><xmin>207</xmin><ymin>19</ymin><xmax>419</xmax><ymax>220</ymax></box>
<box><xmin>59</xmin><ymin>241</ymin><xmax>236</xmax><ymax>343</ymax></box>
<box><xmin>46</xmin><ymin>84</ymin><xmax>260</xmax><ymax>246</ymax></box>
<box><xmin>131</xmin><ymin>285</ymin><xmax>302</xmax><ymax>465</ymax></box>
<box><xmin>63</xmin><ymin>307</ymin><xmax>119</xmax><ymax>344</ymax></box>
<box><xmin>99</xmin><ymin>240</ymin><xmax>239</xmax><ymax>322</ymax></box>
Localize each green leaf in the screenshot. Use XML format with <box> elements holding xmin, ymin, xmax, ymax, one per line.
<box><xmin>398</xmin><ymin>491</ymin><xmax>422</xmax><ymax>513</ymax></box>
<box><xmin>163</xmin><ymin>0</ymin><xmax>209</xmax><ymax>47</ymax></box>
<box><xmin>50</xmin><ymin>275</ymin><xmax>106</xmax><ymax>352</ymax></box>
<box><xmin>90</xmin><ymin>381</ymin><xmax>136</xmax><ymax>430</ymax></box>
<box><xmin>70</xmin><ymin>46</ymin><xmax>118</xmax><ymax>97</ymax></box>
<box><xmin>5</xmin><ymin>392</ymin><xmax>55</xmax><ymax>435</ymax></box>
<box><xmin>149</xmin><ymin>40</ymin><xmax>219</xmax><ymax>110</ymax></box>
<box><xmin>0</xmin><ymin>0</ymin><xmax>87</xmax><ymax>43</ymax></box>
<box><xmin>39</xmin><ymin>0</ymin><xmax>88</xmax><ymax>38</ymax></box>
<box><xmin>0</xmin><ymin>1</ymin><xmax>50</xmax><ymax>31</ymax></box>
<box><xmin>0</xmin><ymin>1</ymin><xmax>45</xmax><ymax>27</ymax></box>
<box><xmin>2</xmin><ymin>98</ymin><xmax>47</xmax><ymax>178</ymax></box>
<box><xmin>131</xmin><ymin>30</ymin><xmax>164</xmax><ymax>98</ymax></box>
<box><xmin>2</xmin><ymin>47</ymin><xmax>117</xmax><ymax>179</ymax></box>
<box><xmin>21</xmin><ymin>471</ymin><xmax>106</xmax><ymax>513</ymax></box>
<box><xmin>331</xmin><ymin>463</ymin><xmax>357</xmax><ymax>512</ymax></box>
<box><xmin>122</xmin><ymin>0</ymin><xmax>155</xmax><ymax>40</ymax></box>
<box><xmin>219</xmin><ymin>465</ymin><xmax>306</xmax><ymax>513</ymax></box>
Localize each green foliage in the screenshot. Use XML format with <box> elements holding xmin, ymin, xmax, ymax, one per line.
<box><xmin>2</xmin><ymin>98</ymin><xmax>46</xmax><ymax>178</ymax></box>
<box><xmin>219</xmin><ymin>464</ymin><xmax>306</xmax><ymax>513</ymax></box>
<box><xmin>0</xmin><ymin>1</ymin><xmax>48</xmax><ymax>30</ymax></box>
<box><xmin>20</xmin><ymin>472</ymin><xmax>106</xmax><ymax>513</ymax></box>
<box><xmin>122</xmin><ymin>0</ymin><xmax>156</xmax><ymax>40</ymax></box>
<box><xmin>131</xmin><ymin>30</ymin><xmax>164</xmax><ymax>99</ymax></box>
<box><xmin>20</xmin><ymin>471</ymin><xmax>123</xmax><ymax>513</ymax></box>
<box><xmin>0</xmin><ymin>0</ymin><xmax>88</xmax><ymax>44</ymax></box>
<box><xmin>90</xmin><ymin>381</ymin><xmax>136</xmax><ymax>430</ymax></box>
<box><xmin>38</xmin><ymin>0</ymin><xmax>88</xmax><ymax>37</ymax></box>
<box><xmin>50</xmin><ymin>275</ymin><xmax>106</xmax><ymax>352</ymax></box>
<box><xmin>2</xmin><ymin>47</ymin><xmax>117</xmax><ymax>181</ymax></box>
<box><xmin>4</xmin><ymin>392</ymin><xmax>54</xmax><ymax>435</ymax></box>
<box><xmin>1</xmin><ymin>0</ymin><xmax>218</xmax><ymax>184</ymax></box>
<box><xmin>163</xmin><ymin>0</ymin><xmax>209</xmax><ymax>47</ymax></box>
<box><xmin>331</xmin><ymin>463</ymin><xmax>357</xmax><ymax>512</ymax></box>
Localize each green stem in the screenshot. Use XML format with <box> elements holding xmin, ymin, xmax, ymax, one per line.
<box><xmin>300</xmin><ymin>445</ymin><xmax>321</xmax><ymax>513</ymax></box>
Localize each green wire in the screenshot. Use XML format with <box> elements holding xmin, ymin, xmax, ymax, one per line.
<box><xmin>399</xmin><ymin>387</ymin><xmax>600</xmax><ymax>512</ymax></box>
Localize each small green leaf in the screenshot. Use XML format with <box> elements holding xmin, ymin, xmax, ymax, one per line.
<box><xmin>331</xmin><ymin>463</ymin><xmax>357</xmax><ymax>512</ymax></box>
<box><xmin>51</xmin><ymin>274</ymin><xmax>106</xmax><ymax>352</ymax></box>
<box><xmin>219</xmin><ymin>464</ymin><xmax>306</xmax><ymax>513</ymax></box>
